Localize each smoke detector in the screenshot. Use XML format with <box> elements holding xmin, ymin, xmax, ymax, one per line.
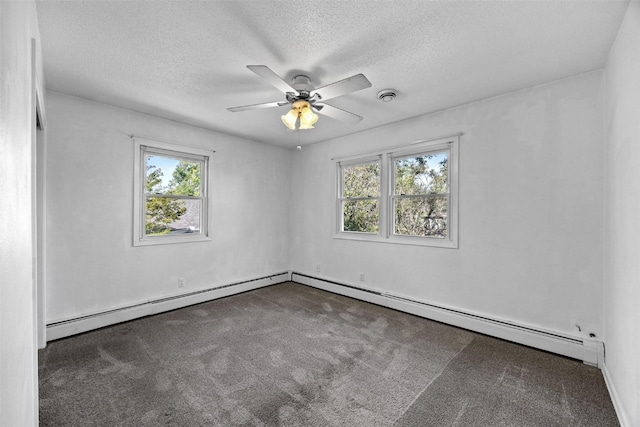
<box><xmin>377</xmin><ymin>89</ymin><xmax>397</xmax><ymax>102</ymax></box>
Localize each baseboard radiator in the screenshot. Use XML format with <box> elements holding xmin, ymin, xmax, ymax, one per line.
<box><xmin>291</xmin><ymin>272</ymin><xmax>604</xmax><ymax>367</ymax></box>
<box><xmin>46</xmin><ymin>271</ymin><xmax>291</xmax><ymax>341</ymax></box>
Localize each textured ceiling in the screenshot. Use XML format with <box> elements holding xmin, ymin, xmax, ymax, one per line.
<box><xmin>36</xmin><ymin>0</ymin><xmax>628</xmax><ymax>148</ymax></box>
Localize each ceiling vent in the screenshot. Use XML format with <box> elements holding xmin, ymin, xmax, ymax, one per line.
<box><xmin>377</xmin><ymin>89</ymin><xmax>397</xmax><ymax>102</ymax></box>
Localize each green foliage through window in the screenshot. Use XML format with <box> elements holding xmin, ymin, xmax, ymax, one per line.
<box><xmin>343</xmin><ymin>200</ymin><xmax>379</xmax><ymax>233</ymax></box>
<box><xmin>340</xmin><ymin>161</ymin><xmax>380</xmax><ymax>233</ymax></box>
<box><xmin>394</xmin><ymin>152</ymin><xmax>448</xmax><ymax>238</ymax></box>
<box><xmin>145</xmin><ymin>155</ymin><xmax>202</xmax><ymax>236</ymax></box>
<box><xmin>335</xmin><ymin>136</ymin><xmax>458</xmax><ymax>247</ymax></box>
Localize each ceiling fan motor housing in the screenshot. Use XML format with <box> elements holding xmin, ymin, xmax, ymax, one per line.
<box><xmin>287</xmin><ymin>75</ymin><xmax>315</xmax><ymax>102</ymax></box>
<box><xmin>291</xmin><ymin>75</ymin><xmax>314</xmax><ymax>91</ymax></box>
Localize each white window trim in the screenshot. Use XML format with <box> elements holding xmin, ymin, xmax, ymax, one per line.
<box><xmin>133</xmin><ymin>137</ymin><xmax>213</xmax><ymax>247</ymax></box>
<box><xmin>334</xmin><ymin>135</ymin><xmax>459</xmax><ymax>248</ymax></box>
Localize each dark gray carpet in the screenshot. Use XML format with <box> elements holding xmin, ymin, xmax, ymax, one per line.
<box><xmin>39</xmin><ymin>282</ymin><xmax>619</xmax><ymax>426</ymax></box>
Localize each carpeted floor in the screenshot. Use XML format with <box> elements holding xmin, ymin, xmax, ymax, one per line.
<box><xmin>38</xmin><ymin>282</ymin><xmax>619</xmax><ymax>426</ymax></box>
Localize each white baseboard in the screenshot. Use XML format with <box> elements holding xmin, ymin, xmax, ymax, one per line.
<box><xmin>47</xmin><ymin>271</ymin><xmax>605</xmax><ymax>369</ymax></box>
<box><xmin>602</xmin><ymin>363</ymin><xmax>630</xmax><ymax>427</ymax></box>
<box><xmin>292</xmin><ymin>272</ymin><xmax>604</xmax><ymax>367</ymax></box>
<box><xmin>46</xmin><ymin>272</ymin><xmax>290</xmax><ymax>341</ymax></box>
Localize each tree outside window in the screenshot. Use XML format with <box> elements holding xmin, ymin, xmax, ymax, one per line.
<box><xmin>393</xmin><ymin>151</ymin><xmax>448</xmax><ymax>238</ymax></box>
<box><xmin>145</xmin><ymin>156</ymin><xmax>202</xmax><ymax>236</ymax></box>
<box><xmin>339</xmin><ymin>160</ymin><xmax>380</xmax><ymax>233</ymax></box>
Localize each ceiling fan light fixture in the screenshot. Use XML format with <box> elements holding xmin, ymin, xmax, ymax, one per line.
<box><xmin>281</xmin><ymin>100</ymin><xmax>318</xmax><ymax>130</ymax></box>
<box><xmin>300</xmin><ymin>106</ymin><xmax>318</xmax><ymax>128</ymax></box>
<box><xmin>281</xmin><ymin>109</ymin><xmax>298</xmax><ymax>130</ymax></box>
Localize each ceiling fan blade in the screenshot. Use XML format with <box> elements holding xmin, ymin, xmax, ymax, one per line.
<box><xmin>247</xmin><ymin>65</ymin><xmax>297</xmax><ymax>95</ymax></box>
<box><xmin>314</xmin><ymin>103</ymin><xmax>363</xmax><ymax>124</ymax></box>
<box><xmin>227</xmin><ymin>100</ymin><xmax>288</xmax><ymax>112</ymax></box>
<box><xmin>311</xmin><ymin>74</ymin><xmax>372</xmax><ymax>101</ymax></box>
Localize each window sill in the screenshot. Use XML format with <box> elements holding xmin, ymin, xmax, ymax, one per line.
<box><xmin>134</xmin><ymin>234</ymin><xmax>212</xmax><ymax>247</ymax></box>
<box><xmin>333</xmin><ymin>232</ymin><xmax>457</xmax><ymax>248</ymax></box>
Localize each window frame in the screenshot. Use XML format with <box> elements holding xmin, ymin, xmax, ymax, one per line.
<box><xmin>334</xmin><ymin>135</ymin><xmax>459</xmax><ymax>248</ymax></box>
<box><xmin>133</xmin><ymin>137</ymin><xmax>213</xmax><ymax>247</ymax></box>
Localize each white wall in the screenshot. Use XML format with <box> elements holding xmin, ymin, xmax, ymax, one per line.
<box><xmin>603</xmin><ymin>2</ymin><xmax>640</xmax><ymax>426</ymax></box>
<box><xmin>45</xmin><ymin>92</ymin><xmax>291</xmax><ymax>323</ymax></box>
<box><xmin>0</xmin><ymin>1</ymin><xmax>42</xmax><ymax>425</ymax></box>
<box><xmin>290</xmin><ymin>71</ymin><xmax>604</xmax><ymax>339</ymax></box>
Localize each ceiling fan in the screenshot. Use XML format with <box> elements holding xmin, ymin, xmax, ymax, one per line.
<box><xmin>227</xmin><ymin>65</ymin><xmax>372</xmax><ymax>130</ymax></box>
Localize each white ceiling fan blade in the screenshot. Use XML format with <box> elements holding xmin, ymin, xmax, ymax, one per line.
<box><xmin>314</xmin><ymin>103</ymin><xmax>363</xmax><ymax>124</ymax></box>
<box><xmin>311</xmin><ymin>74</ymin><xmax>371</xmax><ymax>101</ymax></box>
<box><xmin>247</xmin><ymin>65</ymin><xmax>297</xmax><ymax>95</ymax></box>
<box><xmin>227</xmin><ymin>100</ymin><xmax>288</xmax><ymax>112</ymax></box>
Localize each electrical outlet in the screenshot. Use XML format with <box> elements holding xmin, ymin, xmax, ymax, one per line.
<box><xmin>178</xmin><ymin>277</ymin><xmax>185</xmax><ymax>288</ymax></box>
<box><xmin>316</xmin><ymin>264</ymin><xmax>321</xmax><ymax>273</ymax></box>
<box><xmin>359</xmin><ymin>273</ymin><xmax>365</xmax><ymax>282</ymax></box>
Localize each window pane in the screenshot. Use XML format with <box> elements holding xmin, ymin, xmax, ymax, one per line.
<box><xmin>145</xmin><ymin>197</ymin><xmax>201</xmax><ymax>236</ymax></box>
<box><xmin>394</xmin><ymin>197</ymin><xmax>447</xmax><ymax>238</ymax></box>
<box><xmin>342</xmin><ymin>162</ymin><xmax>380</xmax><ymax>198</ymax></box>
<box><xmin>394</xmin><ymin>151</ymin><xmax>448</xmax><ymax>195</ymax></box>
<box><xmin>342</xmin><ymin>199</ymin><xmax>379</xmax><ymax>233</ymax></box>
<box><xmin>145</xmin><ymin>154</ymin><xmax>202</xmax><ymax>196</ymax></box>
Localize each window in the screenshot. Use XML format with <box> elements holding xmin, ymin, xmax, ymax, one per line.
<box><xmin>392</xmin><ymin>150</ymin><xmax>449</xmax><ymax>238</ymax></box>
<box><xmin>339</xmin><ymin>159</ymin><xmax>381</xmax><ymax>233</ymax></box>
<box><xmin>133</xmin><ymin>137</ymin><xmax>212</xmax><ymax>246</ymax></box>
<box><xmin>336</xmin><ymin>135</ymin><xmax>458</xmax><ymax>248</ymax></box>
